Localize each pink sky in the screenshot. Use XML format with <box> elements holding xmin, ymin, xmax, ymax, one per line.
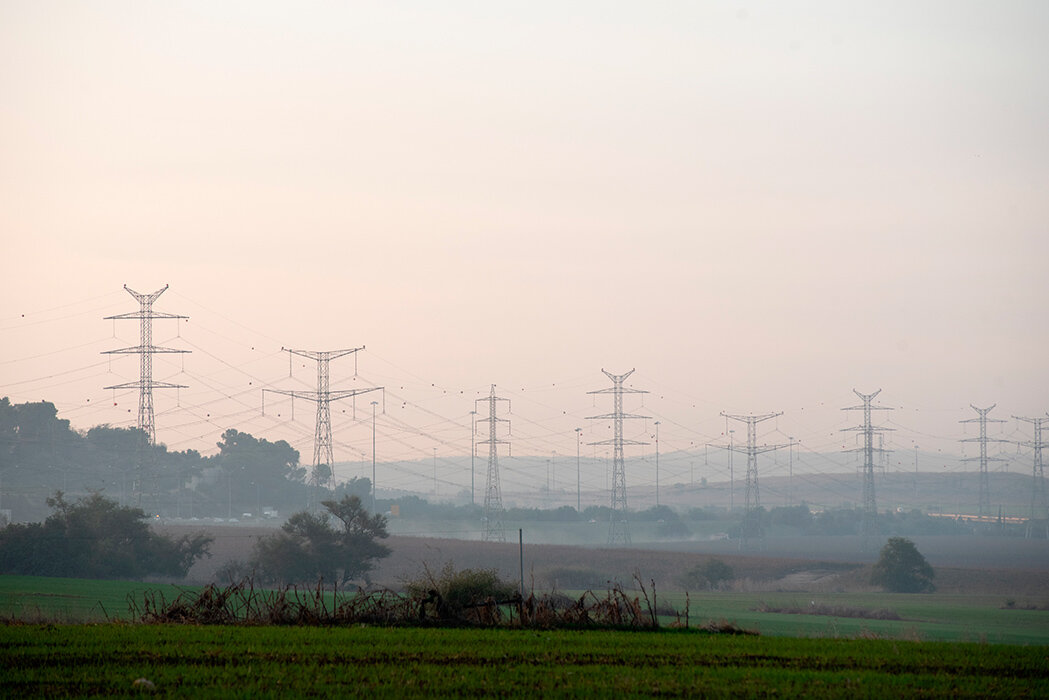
<box><xmin>2</xmin><ymin>2</ymin><xmax>1047</xmax><ymax>496</ymax></box>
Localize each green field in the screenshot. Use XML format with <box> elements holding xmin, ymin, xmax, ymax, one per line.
<box><xmin>658</xmin><ymin>591</ymin><xmax>1049</xmax><ymax>645</ymax></box>
<box><xmin>2</xmin><ymin>624</ymin><xmax>1047</xmax><ymax>698</ymax></box>
<box><xmin>0</xmin><ymin>576</ymin><xmax>189</xmax><ymax>623</ymax></box>
<box><xmin>3</xmin><ymin>575</ymin><xmax>1049</xmax><ymax>645</ymax></box>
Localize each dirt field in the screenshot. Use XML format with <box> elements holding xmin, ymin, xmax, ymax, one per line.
<box><xmin>157</xmin><ymin>524</ymin><xmax>1049</xmax><ymax>597</ymax></box>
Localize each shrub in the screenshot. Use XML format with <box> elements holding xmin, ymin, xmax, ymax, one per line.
<box><xmin>405</xmin><ymin>563</ymin><xmax>518</xmax><ymax>617</ymax></box>
<box><xmin>679</xmin><ymin>558</ymin><xmax>734</xmax><ymax>590</ymax></box>
<box><xmin>0</xmin><ymin>491</ymin><xmax>210</xmax><ymax>580</ymax></box>
<box><xmin>540</xmin><ymin>566</ymin><xmax>610</xmax><ymax>591</ymax></box>
<box><xmin>870</xmin><ymin>537</ymin><xmax>935</xmax><ymax>593</ymax></box>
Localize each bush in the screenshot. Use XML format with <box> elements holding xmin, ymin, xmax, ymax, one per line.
<box><xmin>870</xmin><ymin>537</ymin><xmax>935</xmax><ymax>593</ymax></box>
<box><xmin>405</xmin><ymin>563</ymin><xmax>518</xmax><ymax>616</ymax></box>
<box><xmin>540</xmin><ymin>566</ymin><xmax>610</xmax><ymax>591</ymax></box>
<box><xmin>679</xmin><ymin>558</ymin><xmax>734</xmax><ymax>590</ymax></box>
<box><xmin>0</xmin><ymin>491</ymin><xmax>211</xmax><ymax>580</ymax></box>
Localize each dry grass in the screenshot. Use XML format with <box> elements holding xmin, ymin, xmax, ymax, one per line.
<box><xmin>753</xmin><ymin>600</ymin><xmax>902</xmax><ymax>620</ymax></box>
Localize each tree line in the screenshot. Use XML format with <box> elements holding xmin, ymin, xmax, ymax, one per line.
<box><xmin>0</xmin><ymin>398</ymin><xmax>370</xmax><ymax>523</ymax></box>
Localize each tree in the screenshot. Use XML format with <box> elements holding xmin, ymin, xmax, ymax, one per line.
<box><xmin>252</xmin><ymin>495</ymin><xmax>390</xmax><ymax>585</ymax></box>
<box><xmin>679</xmin><ymin>558</ymin><xmax>734</xmax><ymax>590</ymax></box>
<box><xmin>870</xmin><ymin>537</ymin><xmax>935</xmax><ymax>593</ymax></box>
<box><xmin>211</xmin><ymin>429</ymin><xmax>304</xmax><ymax>516</ymax></box>
<box><xmin>0</xmin><ymin>491</ymin><xmax>211</xmax><ymax>579</ymax></box>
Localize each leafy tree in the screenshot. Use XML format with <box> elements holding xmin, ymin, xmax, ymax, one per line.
<box><xmin>211</xmin><ymin>429</ymin><xmax>304</xmax><ymax>516</ymax></box>
<box><xmin>768</xmin><ymin>504</ymin><xmax>812</xmax><ymax>529</ymax></box>
<box><xmin>679</xmin><ymin>558</ymin><xmax>734</xmax><ymax>590</ymax></box>
<box><xmin>870</xmin><ymin>537</ymin><xmax>935</xmax><ymax>593</ymax></box>
<box><xmin>0</xmin><ymin>491</ymin><xmax>211</xmax><ymax>579</ymax></box>
<box><xmin>252</xmin><ymin>495</ymin><xmax>390</xmax><ymax>585</ymax></box>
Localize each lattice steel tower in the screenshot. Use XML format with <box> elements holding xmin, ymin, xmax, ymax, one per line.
<box><xmin>476</xmin><ymin>384</ymin><xmax>510</xmax><ymax>542</ymax></box>
<box><xmin>588</xmin><ymin>369</ymin><xmax>649</xmax><ymax>546</ymax></box>
<box><xmin>842</xmin><ymin>389</ymin><xmax>893</xmax><ymax>543</ymax></box>
<box><xmin>721</xmin><ymin>411</ymin><xmax>783</xmax><ymax>549</ymax></box>
<box><xmin>102</xmin><ymin>284</ymin><xmax>189</xmax><ymax>446</ymax></box>
<box><xmin>264</xmin><ymin>347</ymin><xmax>381</xmax><ymax>508</ymax></box>
<box><xmin>1013</xmin><ymin>413</ymin><xmax>1049</xmax><ymax>538</ymax></box>
<box><xmin>960</xmin><ymin>404</ymin><xmax>1006</xmax><ymax>517</ymax></box>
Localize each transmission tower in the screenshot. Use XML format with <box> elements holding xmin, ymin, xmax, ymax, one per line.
<box><xmin>476</xmin><ymin>384</ymin><xmax>510</xmax><ymax>542</ymax></box>
<box><xmin>102</xmin><ymin>284</ymin><xmax>189</xmax><ymax>446</ymax></box>
<box><xmin>960</xmin><ymin>404</ymin><xmax>1007</xmax><ymax>517</ymax></box>
<box><xmin>721</xmin><ymin>411</ymin><xmax>783</xmax><ymax>549</ymax></box>
<box><xmin>264</xmin><ymin>347</ymin><xmax>381</xmax><ymax>509</ymax></box>
<box><xmin>587</xmin><ymin>369</ymin><xmax>649</xmax><ymax>546</ymax></box>
<box><xmin>1013</xmin><ymin>413</ymin><xmax>1049</xmax><ymax>538</ymax></box>
<box><xmin>841</xmin><ymin>389</ymin><xmax>893</xmax><ymax>543</ymax></box>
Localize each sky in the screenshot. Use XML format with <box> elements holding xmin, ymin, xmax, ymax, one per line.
<box><xmin>2</xmin><ymin>2</ymin><xmax>1047</xmax><ymax>499</ymax></box>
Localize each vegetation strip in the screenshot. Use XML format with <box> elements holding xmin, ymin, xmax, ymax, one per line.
<box><xmin>2</xmin><ymin>625</ymin><xmax>1047</xmax><ymax>698</ymax></box>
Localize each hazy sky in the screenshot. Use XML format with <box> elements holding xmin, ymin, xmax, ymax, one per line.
<box><xmin>2</xmin><ymin>2</ymin><xmax>1047</xmax><ymax>496</ymax></box>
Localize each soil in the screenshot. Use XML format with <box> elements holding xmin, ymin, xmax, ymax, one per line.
<box><xmin>157</xmin><ymin>524</ymin><xmax>1049</xmax><ymax>597</ymax></box>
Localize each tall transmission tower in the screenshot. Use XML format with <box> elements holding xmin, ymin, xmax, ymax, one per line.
<box><xmin>102</xmin><ymin>284</ymin><xmax>189</xmax><ymax>446</ymax></box>
<box><xmin>264</xmin><ymin>347</ymin><xmax>381</xmax><ymax>508</ymax></box>
<box><xmin>1013</xmin><ymin>413</ymin><xmax>1049</xmax><ymax>538</ymax></box>
<box><xmin>841</xmin><ymin>389</ymin><xmax>893</xmax><ymax>543</ymax></box>
<box><xmin>587</xmin><ymin>369</ymin><xmax>649</xmax><ymax>546</ymax></box>
<box><xmin>476</xmin><ymin>384</ymin><xmax>510</xmax><ymax>542</ymax></box>
<box><xmin>960</xmin><ymin>404</ymin><xmax>1007</xmax><ymax>517</ymax></box>
<box><xmin>721</xmin><ymin>411</ymin><xmax>783</xmax><ymax>549</ymax></box>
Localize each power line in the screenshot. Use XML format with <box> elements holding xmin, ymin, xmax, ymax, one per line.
<box><xmin>841</xmin><ymin>388</ymin><xmax>893</xmax><ymax>545</ymax></box>
<box><xmin>101</xmin><ymin>285</ymin><xmax>189</xmax><ymax>446</ymax></box>
<box><xmin>1013</xmin><ymin>413</ymin><xmax>1049</xmax><ymax>538</ymax></box>
<box><xmin>960</xmin><ymin>404</ymin><xmax>1007</xmax><ymax>517</ymax></box>
<box><xmin>587</xmin><ymin>368</ymin><xmax>649</xmax><ymax>546</ymax></box>
<box><xmin>476</xmin><ymin>384</ymin><xmax>510</xmax><ymax>542</ymax></box>
<box><xmin>720</xmin><ymin>411</ymin><xmax>783</xmax><ymax>549</ymax></box>
<box><xmin>263</xmin><ymin>347</ymin><xmax>381</xmax><ymax>509</ymax></box>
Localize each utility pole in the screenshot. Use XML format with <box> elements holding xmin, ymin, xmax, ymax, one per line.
<box><xmin>842</xmin><ymin>389</ymin><xmax>893</xmax><ymax>545</ymax></box>
<box><xmin>470</xmin><ymin>410</ymin><xmax>478</xmax><ymax>507</ymax></box>
<box><xmin>371</xmin><ymin>400</ymin><xmax>378</xmax><ymax>514</ymax></box>
<box><xmin>1013</xmin><ymin>414</ymin><xmax>1049</xmax><ymax>539</ymax></box>
<box><xmin>788</xmin><ymin>436</ymin><xmax>795</xmax><ymax>507</ymax></box>
<box><xmin>728</xmin><ymin>430</ymin><xmax>735</xmax><ymax>511</ymax></box>
<box><xmin>654</xmin><ymin>421</ymin><xmax>661</xmax><ymax>507</ymax></box>
<box><xmin>103</xmin><ymin>284</ymin><xmax>189</xmax><ymax>446</ymax></box>
<box><xmin>587</xmin><ymin>369</ymin><xmax>649</xmax><ymax>546</ymax></box>
<box><xmin>575</xmin><ymin>427</ymin><xmax>582</xmax><ymax>513</ymax></box>
<box><xmin>264</xmin><ymin>347</ymin><xmax>381</xmax><ymax>510</ymax></box>
<box><xmin>721</xmin><ymin>411</ymin><xmax>783</xmax><ymax>549</ymax></box>
<box><xmin>960</xmin><ymin>404</ymin><xmax>1007</xmax><ymax>517</ymax></box>
<box><xmin>476</xmin><ymin>384</ymin><xmax>510</xmax><ymax>542</ymax></box>
<box><xmin>914</xmin><ymin>444</ymin><xmax>919</xmax><ymax>499</ymax></box>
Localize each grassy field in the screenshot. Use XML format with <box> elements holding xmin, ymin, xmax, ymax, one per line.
<box><xmin>0</xmin><ymin>576</ymin><xmax>187</xmax><ymax>623</ymax></box>
<box><xmin>659</xmin><ymin>591</ymin><xmax>1049</xmax><ymax>645</ymax></box>
<box><xmin>3</xmin><ymin>624</ymin><xmax>1046</xmax><ymax>698</ymax></box>
<box><xmin>2</xmin><ymin>575</ymin><xmax>1048</xmax><ymax>645</ymax></box>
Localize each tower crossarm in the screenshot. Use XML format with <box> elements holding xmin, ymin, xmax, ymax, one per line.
<box><xmin>283</xmin><ymin>347</ymin><xmax>364</xmax><ymax>362</ymax></box>
<box><xmin>263</xmin><ymin>386</ymin><xmax>383</xmax><ymax>403</ymax></box>
<box><xmin>587</xmin><ymin>412</ymin><xmax>650</xmax><ymax>421</ymax></box>
<box><xmin>105</xmin><ymin>380</ymin><xmax>187</xmax><ymax>390</ymax></box>
<box><xmin>103</xmin><ymin>345</ymin><xmax>189</xmax><ymax>355</ymax></box>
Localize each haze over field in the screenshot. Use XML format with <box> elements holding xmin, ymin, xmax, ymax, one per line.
<box><xmin>2</xmin><ymin>2</ymin><xmax>1047</xmax><ymax>499</ymax></box>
